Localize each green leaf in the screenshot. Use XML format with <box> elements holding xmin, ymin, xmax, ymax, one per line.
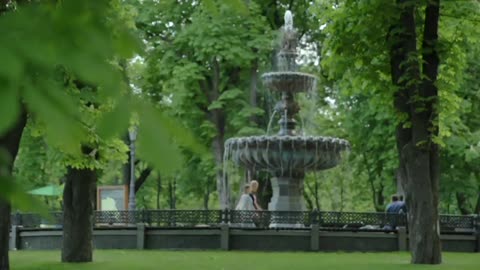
<box><xmin>218</xmin><ymin>88</ymin><xmax>244</xmax><ymax>101</ymax></box>
<box><xmin>23</xmin><ymin>80</ymin><xmax>85</xmax><ymax>155</ymax></box>
<box><xmin>208</xmin><ymin>100</ymin><xmax>224</xmax><ymax>110</ymax></box>
<box><xmin>0</xmin><ymin>87</ymin><xmax>20</xmax><ymax>136</ymax></box>
<box><xmin>202</xmin><ymin>0</ymin><xmax>219</xmax><ymax>16</ymax></box>
<box><xmin>136</xmin><ymin>105</ymin><xmax>183</xmax><ymax>175</ymax></box>
<box><xmin>228</xmin><ymin>0</ymin><xmax>248</xmax><ymax>15</ymax></box>
<box><xmin>135</xmin><ymin>100</ymin><xmax>206</xmax><ymax>175</ymax></box>
<box><xmin>354</xmin><ymin>59</ymin><xmax>363</xmax><ymax>69</ymax></box>
<box><xmin>0</xmin><ymin>176</ymin><xmax>49</xmax><ymax>216</ymax></box>
<box><xmin>113</xmin><ymin>30</ymin><xmax>143</xmax><ymax>59</ymax></box>
<box><xmin>97</xmin><ymin>96</ymin><xmax>131</xmax><ymax>139</ymax></box>
<box><xmin>0</xmin><ymin>47</ymin><xmax>22</xmax><ymax>80</ymax></box>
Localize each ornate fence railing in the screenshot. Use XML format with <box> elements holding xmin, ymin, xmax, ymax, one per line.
<box><xmin>10</xmin><ymin>210</ymin><xmax>479</xmax><ymax>233</ymax></box>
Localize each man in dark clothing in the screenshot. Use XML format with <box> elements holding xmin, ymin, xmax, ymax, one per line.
<box><xmin>386</xmin><ymin>195</ymin><xmax>401</xmax><ymax>213</ymax></box>
<box><xmin>385</xmin><ymin>195</ymin><xmax>407</xmax><ymax>230</ymax></box>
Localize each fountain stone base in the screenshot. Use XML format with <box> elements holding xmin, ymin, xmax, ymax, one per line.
<box><xmin>268</xmin><ymin>175</ymin><xmax>306</xmax><ymax>228</ymax></box>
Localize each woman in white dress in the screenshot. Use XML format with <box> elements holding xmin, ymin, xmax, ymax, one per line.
<box><xmin>236</xmin><ymin>184</ymin><xmax>255</xmax><ymax>211</ymax></box>
<box><xmin>234</xmin><ymin>184</ymin><xmax>256</xmax><ymax>228</ymax></box>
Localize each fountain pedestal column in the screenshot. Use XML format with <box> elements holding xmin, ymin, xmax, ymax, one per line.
<box><xmin>268</xmin><ymin>174</ymin><xmax>306</xmax><ymax>228</ymax></box>
<box><xmin>268</xmin><ymin>176</ymin><xmax>306</xmax><ymax>211</ymax></box>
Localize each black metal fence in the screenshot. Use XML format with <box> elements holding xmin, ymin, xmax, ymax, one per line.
<box><xmin>10</xmin><ymin>210</ymin><xmax>479</xmax><ymax>233</ymax></box>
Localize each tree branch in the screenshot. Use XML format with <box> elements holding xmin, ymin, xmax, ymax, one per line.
<box><xmin>421</xmin><ymin>0</ymin><xmax>440</xmax><ymax>129</ymax></box>
<box><xmin>362</xmin><ymin>153</ymin><xmax>379</xmax><ymax>211</ymax></box>
<box><xmin>134</xmin><ymin>167</ymin><xmax>153</xmax><ymax>193</ymax></box>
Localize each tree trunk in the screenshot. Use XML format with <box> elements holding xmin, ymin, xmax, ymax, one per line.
<box><xmin>203</xmin><ymin>185</ymin><xmax>210</xmax><ymax>210</ymax></box>
<box><xmin>212</xmin><ymin>136</ymin><xmax>226</xmax><ymax>208</ymax></box>
<box><xmin>250</xmin><ymin>58</ymin><xmax>259</xmax><ymax>125</ymax></box>
<box><xmin>168</xmin><ymin>180</ymin><xmax>172</xmax><ymax>209</ymax></box>
<box><xmin>339</xmin><ymin>178</ymin><xmax>345</xmax><ymax>212</ymax></box>
<box><xmin>390</xmin><ymin>0</ymin><xmax>442</xmax><ymax>264</ymax></box>
<box><xmin>155</xmin><ymin>175</ymin><xmax>161</xmax><ymax>210</ymax></box>
<box><xmin>475</xmin><ymin>191</ymin><xmax>480</xmax><ymax>214</ymax></box>
<box><xmin>402</xmin><ymin>144</ymin><xmax>441</xmax><ymax>263</ymax></box>
<box><xmin>122</xmin><ymin>133</ymin><xmax>130</xmax><ymax>186</ymax></box>
<box><xmin>0</xmin><ymin>202</ymin><xmax>10</xmax><ymax>270</ymax></box>
<box><xmin>167</xmin><ymin>178</ymin><xmax>176</xmax><ymax>210</ymax></box>
<box><xmin>0</xmin><ymin>108</ymin><xmax>26</xmax><ymax>270</ymax></box>
<box><xmin>314</xmin><ymin>178</ymin><xmax>320</xmax><ymax>210</ymax></box>
<box><xmin>134</xmin><ymin>167</ymin><xmax>152</xmax><ymax>193</ymax></box>
<box><xmin>362</xmin><ymin>153</ymin><xmax>384</xmax><ymax>212</ymax></box>
<box><xmin>172</xmin><ymin>177</ymin><xmax>177</xmax><ymax>209</ymax></box>
<box><xmin>61</xmin><ymin>165</ymin><xmax>96</xmax><ymax>263</ymax></box>
<box><xmin>456</xmin><ymin>192</ymin><xmax>472</xmax><ymax>215</ymax></box>
<box><xmin>303</xmin><ymin>191</ymin><xmax>313</xmax><ymax>210</ymax></box>
<box><xmin>376</xmin><ymin>184</ymin><xmax>385</xmax><ymax>211</ymax></box>
<box><xmin>210</xmin><ymin>59</ymin><xmax>228</xmax><ymax>209</ymax></box>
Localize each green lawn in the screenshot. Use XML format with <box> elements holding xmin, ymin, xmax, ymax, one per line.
<box><xmin>10</xmin><ymin>250</ymin><xmax>480</xmax><ymax>270</ymax></box>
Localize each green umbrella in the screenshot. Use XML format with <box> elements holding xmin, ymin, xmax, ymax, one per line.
<box><xmin>28</xmin><ymin>184</ymin><xmax>64</xmax><ymax>196</ymax></box>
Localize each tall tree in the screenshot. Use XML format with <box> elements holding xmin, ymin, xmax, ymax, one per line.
<box><xmin>317</xmin><ymin>0</ymin><xmax>480</xmax><ymax>263</ymax></box>
<box><xmin>389</xmin><ymin>0</ymin><xmax>442</xmax><ymax>263</ymax></box>
<box><xmin>0</xmin><ymin>1</ymin><xmax>138</xmax><ymax>268</ymax></box>
<box><xmin>1</xmin><ymin>1</ymin><xmax>202</xmax><ymax>268</ymax></box>
<box><xmin>134</xmin><ymin>0</ymin><xmax>271</xmax><ymax>208</ymax></box>
<box><xmin>438</xmin><ymin>4</ymin><xmax>480</xmax><ymax>214</ymax></box>
<box><xmin>0</xmin><ymin>2</ymin><xmax>26</xmax><ymax>267</ymax></box>
<box><xmin>0</xmin><ymin>111</ymin><xmax>26</xmax><ymax>270</ymax></box>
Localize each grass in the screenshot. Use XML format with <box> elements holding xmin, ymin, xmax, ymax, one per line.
<box><xmin>9</xmin><ymin>250</ymin><xmax>480</xmax><ymax>270</ymax></box>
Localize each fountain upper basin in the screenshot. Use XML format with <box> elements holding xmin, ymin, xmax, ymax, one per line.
<box><xmin>261</xmin><ymin>72</ymin><xmax>317</xmax><ymax>93</ymax></box>
<box><xmin>225</xmin><ymin>135</ymin><xmax>349</xmax><ymax>176</ymax></box>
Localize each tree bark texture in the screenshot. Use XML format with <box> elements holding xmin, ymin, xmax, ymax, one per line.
<box><xmin>203</xmin><ymin>184</ymin><xmax>211</xmax><ymax>210</ymax></box>
<box><xmin>134</xmin><ymin>167</ymin><xmax>152</xmax><ymax>193</ymax></box>
<box><xmin>363</xmin><ymin>153</ymin><xmax>386</xmax><ymax>212</ymax></box>
<box><xmin>303</xmin><ymin>191</ymin><xmax>313</xmax><ymax>210</ymax></box>
<box><xmin>167</xmin><ymin>177</ymin><xmax>176</xmax><ymax>210</ymax></box>
<box><xmin>314</xmin><ymin>179</ymin><xmax>320</xmax><ymax>210</ymax></box>
<box><xmin>250</xmin><ymin>58</ymin><xmax>259</xmax><ymax>125</ymax></box>
<box><xmin>456</xmin><ymin>192</ymin><xmax>473</xmax><ymax>215</ymax></box>
<box><xmin>475</xmin><ymin>191</ymin><xmax>480</xmax><ymax>214</ymax></box>
<box><xmin>390</xmin><ymin>0</ymin><xmax>441</xmax><ymax>264</ymax></box>
<box><xmin>155</xmin><ymin>175</ymin><xmax>161</xmax><ymax>209</ymax></box>
<box><xmin>0</xmin><ymin>202</ymin><xmax>10</xmax><ymax>270</ymax></box>
<box><xmin>0</xmin><ymin>108</ymin><xmax>26</xmax><ymax>270</ymax></box>
<box><xmin>209</xmin><ymin>59</ymin><xmax>228</xmax><ymax>209</ymax></box>
<box><xmin>61</xmin><ymin>165</ymin><xmax>96</xmax><ymax>263</ymax></box>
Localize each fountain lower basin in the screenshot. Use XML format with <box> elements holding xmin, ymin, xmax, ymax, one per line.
<box><xmin>225</xmin><ymin>135</ymin><xmax>349</xmax><ymax>176</ymax></box>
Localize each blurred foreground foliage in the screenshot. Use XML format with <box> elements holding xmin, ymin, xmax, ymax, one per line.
<box><xmin>0</xmin><ymin>0</ymin><xmax>204</xmax><ymax>212</ymax></box>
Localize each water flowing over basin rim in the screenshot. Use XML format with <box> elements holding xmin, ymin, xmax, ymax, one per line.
<box><xmin>225</xmin><ymin>135</ymin><xmax>350</xmax><ymax>147</ymax></box>
<box><xmin>261</xmin><ymin>71</ymin><xmax>318</xmax><ymax>78</ymax></box>
<box><xmin>261</xmin><ymin>72</ymin><xmax>318</xmax><ymax>92</ymax></box>
<box><xmin>225</xmin><ymin>135</ymin><xmax>350</xmax><ymax>173</ymax></box>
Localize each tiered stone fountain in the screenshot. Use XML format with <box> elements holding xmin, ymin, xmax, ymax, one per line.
<box><xmin>225</xmin><ymin>11</ymin><xmax>349</xmax><ymax>222</ymax></box>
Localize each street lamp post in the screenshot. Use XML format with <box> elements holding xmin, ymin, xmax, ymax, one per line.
<box><xmin>128</xmin><ymin>128</ymin><xmax>137</xmax><ymax>212</ymax></box>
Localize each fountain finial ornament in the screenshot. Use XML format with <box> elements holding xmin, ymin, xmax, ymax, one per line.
<box><xmin>284</xmin><ymin>10</ymin><xmax>293</xmax><ymax>30</ymax></box>
<box><xmin>278</xmin><ymin>10</ymin><xmax>298</xmax><ymax>69</ymax></box>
